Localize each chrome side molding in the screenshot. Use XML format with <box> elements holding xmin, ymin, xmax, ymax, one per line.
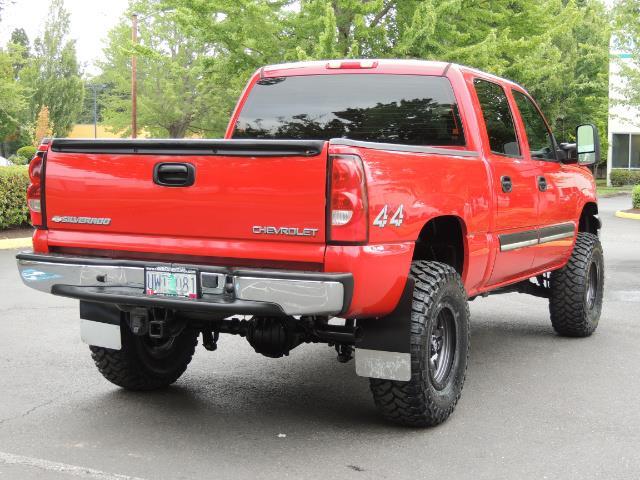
<box><xmin>499</xmin><ymin>222</ymin><xmax>575</xmax><ymax>252</ymax></box>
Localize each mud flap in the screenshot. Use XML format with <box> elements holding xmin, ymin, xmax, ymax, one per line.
<box><xmin>355</xmin><ymin>278</ymin><xmax>414</xmax><ymax>381</ymax></box>
<box><xmin>79</xmin><ymin>301</ymin><xmax>122</xmax><ymax>350</ymax></box>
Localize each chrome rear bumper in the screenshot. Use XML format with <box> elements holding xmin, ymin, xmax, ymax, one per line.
<box><xmin>17</xmin><ymin>252</ymin><xmax>352</xmax><ymax>316</ymax></box>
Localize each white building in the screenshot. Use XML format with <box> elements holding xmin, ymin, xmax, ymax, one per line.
<box><xmin>607</xmin><ymin>51</ymin><xmax>640</xmax><ymax>184</ymax></box>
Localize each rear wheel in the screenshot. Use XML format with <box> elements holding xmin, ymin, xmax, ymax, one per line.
<box><xmin>90</xmin><ymin>322</ymin><xmax>198</xmax><ymax>391</ymax></box>
<box><xmin>549</xmin><ymin>232</ymin><xmax>604</xmax><ymax>337</ymax></box>
<box><xmin>369</xmin><ymin>261</ymin><xmax>470</xmax><ymax>427</ymax></box>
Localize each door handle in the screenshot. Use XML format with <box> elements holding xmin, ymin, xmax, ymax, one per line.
<box><xmin>500</xmin><ymin>175</ymin><xmax>512</xmax><ymax>193</ymax></box>
<box><xmin>153</xmin><ymin>163</ymin><xmax>195</xmax><ymax>187</ymax></box>
<box><xmin>537</xmin><ymin>176</ymin><xmax>547</xmax><ymax>192</ymax></box>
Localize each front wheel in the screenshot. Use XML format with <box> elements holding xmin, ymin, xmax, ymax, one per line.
<box><xmin>549</xmin><ymin>232</ymin><xmax>604</xmax><ymax>337</ymax></box>
<box><xmin>90</xmin><ymin>321</ymin><xmax>198</xmax><ymax>391</ymax></box>
<box><xmin>369</xmin><ymin>261</ymin><xmax>470</xmax><ymax>427</ymax></box>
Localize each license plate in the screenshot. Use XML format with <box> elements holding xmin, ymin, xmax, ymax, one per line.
<box><xmin>145</xmin><ymin>267</ymin><xmax>198</xmax><ymax>299</ymax></box>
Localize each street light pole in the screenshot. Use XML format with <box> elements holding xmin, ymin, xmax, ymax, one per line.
<box><xmin>131</xmin><ymin>13</ymin><xmax>138</xmax><ymax>139</ymax></box>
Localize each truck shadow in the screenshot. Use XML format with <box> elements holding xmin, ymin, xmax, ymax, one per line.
<box><xmin>76</xmin><ymin>313</ymin><xmax>585</xmax><ymax>439</ymax></box>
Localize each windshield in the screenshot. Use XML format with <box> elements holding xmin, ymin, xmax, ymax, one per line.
<box><xmin>233</xmin><ymin>74</ymin><xmax>465</xmax><ymax>146</ymax></box>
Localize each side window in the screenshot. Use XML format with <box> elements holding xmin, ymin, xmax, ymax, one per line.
<box><xmin>473</xmin><ymin>79</ymin><xmax>520</xmax><ymax>157</ymax></box>
<box><xmin>513</xmin><ymin>91</ymin><xmax>556</xmax><ymax>161</ymax></box>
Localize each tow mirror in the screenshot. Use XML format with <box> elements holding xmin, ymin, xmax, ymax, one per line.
<box><xmin>576</xmin><ymin>124</ymin><xmax>600</xmax><ymax>166</ymax></box>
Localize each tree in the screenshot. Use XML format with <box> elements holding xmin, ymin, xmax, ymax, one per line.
<box><xmin>8</xmin><ymin>28</ymin><xmax>30</xmax><ymax>78</ymax></box>
<box><xmin>288</xmin><ymin>0</ymin><xmax>610</xmax><ymax>143</ymax></box>
<box><xmin>33</xmin><ymin>106</ymin><xmax>53</xmax><ymax>146</ymax></box>
<box><xmin>99</xmin><ymin>0</ymin><xmax>241</xmax><ymax>138</ymax></box>
<box><xmin>99</xmin><ymin>0</ymin><xmax>292</xmax><ymax>138</ymax></box>
<box><xmin>160</xmin><ymin>0</ymin><xmax>609</xmax><ymax>145</ymax></box>
<box><xmin>613</xmin><ymin>0</ymin><xmax>640</xmax><ymax>111</ymax></box>
<box><xmin>0</xmin><ymin>48</ymin><xmax>27</xmax><ymax>147</ymax></box>
<box><xmin>159</xmin><ymin>0</ymin><xmax>295</xmax><ymax>136</ymax></box>
<box><xmin>22</xmin><ymin>0</ymin><xmax>84</xmax><ymax>137</ymax></box>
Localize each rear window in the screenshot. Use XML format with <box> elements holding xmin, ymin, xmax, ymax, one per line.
<box><xmin>233</xmin><ymin>74</ymin><xmax>465</xmax><ymax>146</ymax></box>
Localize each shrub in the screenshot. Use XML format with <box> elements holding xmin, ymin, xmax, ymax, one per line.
<box><xmin>610</xmin><ymin>169</ymin><xmax>640</xmax><ymax>186</ymax></box>
<box><xmin>14</xmin><ymin>146</ymin><xmax>37</xmax><ymax>166</ymax></box>
<box><xmin>633</xmin><ymin>185</ymin><xmax>640</xmax><ymax>210</ymax></box>
<box><xmin>0</xmin><ymin>166</ymin><xmax>30</xmax><ymax>229</ymax></box>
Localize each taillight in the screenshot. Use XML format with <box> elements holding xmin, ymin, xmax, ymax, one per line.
<box><xmin>329</xmin><ymin>154</ymin><xmax>368</xmax><ymax>243</ymax></box>
<box><xmin>27</xmin><ymin>151</ymin><xmax>44</xmax><ymax>227</ymax></box>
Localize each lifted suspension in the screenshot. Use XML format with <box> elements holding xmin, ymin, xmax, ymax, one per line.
<box><xmin>125</xmin><ymin>309</ymin><xmax>361</xmax><ymax>361</ymax></box>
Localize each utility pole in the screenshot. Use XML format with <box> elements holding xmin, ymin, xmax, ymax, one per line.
<box><xmin>90</xmin><ymin>84</ymin><xmax>105</xmax><ymax>139</ymax></box>
<box><xmin>131</xmin><ymin>13</ymin><xmax>138</xmax><ymax>139</ymax></box>
<box><xmin>92</xmin><ymin>85</ymin><xmax>98</xmax><ymax>139</ymax></box>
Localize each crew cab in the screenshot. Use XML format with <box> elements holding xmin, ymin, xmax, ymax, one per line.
<box><xmin>17</xmin><ymin>60</ymin><xmax>604</xmax><ymax>427</ymax></box>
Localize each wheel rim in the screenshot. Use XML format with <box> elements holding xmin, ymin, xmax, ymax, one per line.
<box><xmin>429</xmin><ymin>304</ymin><xmax>457</xmax><ymax>389</ymax></box>
<box><xmin>586</xmin><ymin>261</ymin><xmax>599</xmax><ymax>311</ymax></box>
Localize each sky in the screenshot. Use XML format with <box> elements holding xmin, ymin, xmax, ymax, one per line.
<box><xmin>0</xmin><ymin>0</ymin><xmax>130</xmax><ymax>76</ymax></box>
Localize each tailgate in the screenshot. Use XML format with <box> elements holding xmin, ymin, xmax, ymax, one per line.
<box><xmin>44</xmin><ymin>139</ymin><xmax>328</xmax><ymax>245</ymax></box>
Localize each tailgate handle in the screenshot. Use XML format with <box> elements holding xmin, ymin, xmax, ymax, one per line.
<box><xmin>154</xmin><ymin>163</ymin><xmax>195</xmax><ymax>187</ymax></box>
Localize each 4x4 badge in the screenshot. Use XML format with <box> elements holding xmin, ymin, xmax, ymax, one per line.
<box><xmin>373</xmin><ymin>205</ymin><xmax>404</xmax><ymax>228</ymax></box>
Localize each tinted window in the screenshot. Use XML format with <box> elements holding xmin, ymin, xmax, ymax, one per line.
<box><xmin>612</xmin><ymin>134</ymin><xmax>630</xmax><ymax>168</ymax></box>
<box><xmin>513</xmin><ymin>91</ymin><xmax>556</xmax><ymax>160</ymax></box>
<box><xmin>474</xmin><ymin>79</ymin><xmax>520</xmax><ymax>156</ymax></box>
<box><xmin>632</xmin><ymin>134</ymin><xmax>640</xmax><ymax>168</ymax></box>
<box><xmin>233</xmin><ymin>74</ymin><xmax>465</xmax><ymax>146</ymax></box>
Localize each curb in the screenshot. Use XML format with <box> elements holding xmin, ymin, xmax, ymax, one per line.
<box><xmin>0</xmin><ymin>237</ymin><xmax>32</xmax><ymax>250</ymax></box>
<box><xmin>615</xmin><ymin>210</ymin><xmax>640</xmax><ymax>220</ymax></box>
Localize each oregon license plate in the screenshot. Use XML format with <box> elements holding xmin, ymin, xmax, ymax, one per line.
<box><xmin>145</xmin><ymin>266</ymin><xmax>198</xmax><ymax>298</ymax></box>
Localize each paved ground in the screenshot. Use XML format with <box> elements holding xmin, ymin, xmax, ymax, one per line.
<box><xmin>1</xmin><ymin>195</ymin><xmax>639</xmax><ymax>480</ymax></box>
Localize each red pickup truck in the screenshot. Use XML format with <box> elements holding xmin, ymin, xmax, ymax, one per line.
<box><xmin>17</xmin><ymin>60</ymin><xmax>604</xmax><ymax>427</ymax></box>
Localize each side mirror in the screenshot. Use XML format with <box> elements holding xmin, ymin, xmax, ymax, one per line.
<box><xmin>576</xmin><ymin>124</ymin><xmax>600</xmax><ymax>166</ymax></box>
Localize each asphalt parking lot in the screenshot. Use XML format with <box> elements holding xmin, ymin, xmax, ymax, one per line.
<box><xmin>1</xmin><ymin>195</ymin><xmax>639</xmax><ymax>480</ymax></box>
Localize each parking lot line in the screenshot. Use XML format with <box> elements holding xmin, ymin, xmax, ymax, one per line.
<box><xmin>0</xmin><ymin>452</ymin><xmax>147</xmax><ymax>480</ymax></box>
<box><xmin>0</xmin><ymin>237</ymin><xmax>32</xmax><ymax>250</ymax></box>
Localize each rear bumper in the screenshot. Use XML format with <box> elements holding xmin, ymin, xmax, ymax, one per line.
<box><xmin>16</xmin><ymin>252</ymin><xmax>352</xmax><ymax>316</ymax></box>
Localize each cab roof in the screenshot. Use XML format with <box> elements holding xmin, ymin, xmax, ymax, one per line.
<box><xmin>260</xmin><ymin>59</ymin><xmax>525</xmax><ymax>91</ymax></box>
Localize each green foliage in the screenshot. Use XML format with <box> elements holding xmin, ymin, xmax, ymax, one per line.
<box><xmin>14</xmin><ymin>145</ymin><xmax>36</xmax><ymax>164</ymax></box>
<box><xmin>0</xmin><ymin>47</ymin><xmax>27</xmax><ymax>142</ymax></box>
<box><xmin>632</xmin><ymin>185</ymin><xmax>640</xmax><ymax>209</ymax></box>
<box><xmin>21</xmin><ymin>0</ymin><xmax>84</xmax><ymax>137</ymax></box>
<box><xmin>612</xmin><ymin>0</ymin><xmax>640</xmax><ymax>113</ymax></box>
<box><xmin>154</xmin><ymin>0</ymin><xmax>610</xmax><ymax>143</ymax></box>
<box><xmin>8</xmin><ymin>28</ymin><xmax>30</xmax><ymax>76</ymax></box>
<box><xmin>610</xmin><ymin>169</ymin><xmax>640</xmax><ymax>186</ymax></box>
<box><xmin>99</xmin><ymin>0</ymin><xmax>235</xmax><ymax>137</ymax></box>
<box><xmin>0</xmin><ymin>166</ymin><xmax>30</xmax><ymax>229</ymax></box>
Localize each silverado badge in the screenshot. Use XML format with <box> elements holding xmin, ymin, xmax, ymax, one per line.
<box><xmin>51</xmin><ymin>216</ymin><xmax>111</xmax><ymax>225</ymax></box>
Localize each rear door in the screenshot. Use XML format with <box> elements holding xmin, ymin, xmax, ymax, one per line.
<box><xmin>511</xmin><ymin>90</ymin><xmax>578</xmax><ymax>270</ymax></box>
<box><xmin>472</xmin><ymin>79</ymin><xmax>541</xmax><ymax>286</ymax></box>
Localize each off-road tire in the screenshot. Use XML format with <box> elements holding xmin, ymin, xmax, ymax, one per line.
<box><xmin>369</xmin><ymin>261</ymin><xmax>470</xmax><ymax>427</ymax></box>
<box><xmin>549</xmin><ymin>232</ymin><xmax>604</xmax><ymax>337</ymax></box>
<box><xmin>90</xmin><ymin>322</ymin><xmax>198</xmax><ymax>391</ymax></box>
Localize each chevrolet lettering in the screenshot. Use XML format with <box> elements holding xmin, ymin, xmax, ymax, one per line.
<box><xmin>252</xmin><ymin>226</ymin><xmax>319</xmax><ymax>237</ymax></box>
<box><xmin>16</xmin><ymin>59</ymin><xmax>604</xmax><ymax>428</ymax></box>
